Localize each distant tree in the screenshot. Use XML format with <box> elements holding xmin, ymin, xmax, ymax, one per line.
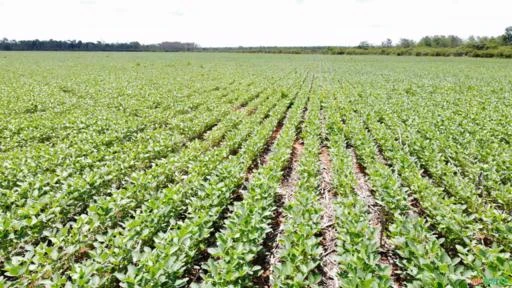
<box><xmin>467</xmin><ymin>35</ymin><xmax>476</xmax><ymax>44</ymax></box>
<box><xmin>447</xmin><ymin>35</ymin><xmax>463</xmax><ymax>47</ymax></box>
<box><xmin>418</xmin><ymin>36</ymin><xmax>432</xmax><ymax>47</ymax></box>
<box><xmin>160</xmin><ymin>41</ymin><xmax>198</xmax><ymax>51</ymax></box>
<box><xmin>381</xmin><ymin>38</ymin><xmax>392</xmax><ymax>48</ymax></box>
<box><xmin>504</xmin><ymin>26</ymin><xmax>512</xmax><ymax>44</ymax></box>
<box><xmin>0</xmin><ymin>38</ymin><xmax>10</xmax><ymax>50</ymax></box>
<box><xmin>358</xmin><ymin>41</ymin><xmax>370</xmax><ymax>49</ymax></box>
<box><xmin>465</xmin><ymin>35</ymin><xmax>486</xmax><ymax>50</ymax></box>
<box><xmin>398</xmin><ymin>38</ymin><xmax>415</xmax><ymax>48</ymax></box>
<box><xmin>417</xmin><ymin>35</ymin><xmax>462</xmax><ymax>48</ymax></box>
<box><xmin>433</xmin><ymin>36</ymin><xmax>448</xmax><ymax>47</ymax></box>
<box><xmin>129</xmin><ymin>41</ymin><xmax>141</xmax><ymax>50</ymax></box>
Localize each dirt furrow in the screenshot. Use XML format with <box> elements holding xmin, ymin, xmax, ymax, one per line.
<box><xmin>254</xmin><ymin>105</ymin><xmax>308</xmax><ymax>287</ymax></box>
<box><xmin>349</xmin><ymin>148</ymin><xmax>381</xmax><ymax>227</ymax></box>
<box><xmin>348</xmin><ymin>147</ymin><xmax>403</xmax><ymax>288</ymax></box>
<box><xmin>319</xmin><ymin>146</ymin><xmax>338</xmax><ymax>288</ymax></box>
<box><xmin>254</xmin><ymin>137</ymin><xmax>304</xmax><ymax>287</ymax></box>
<box><xmin>187</xmin><ymin>100</ymin><xmax>294</xmax><ymax>285</ymax></box>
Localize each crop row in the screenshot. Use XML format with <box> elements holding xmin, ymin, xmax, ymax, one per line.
<box><xmin>0</xmin><ymin>84</ymin><xmax>264</xmax><ymax>261</ymax></box>
<box><xmin>0</xmin><ymin>77</ymin><xmax>263</xmax><ymax>202</ymax></box>
<box><xmin>108</xmin><ymin>83</ymin><xmax>300</xmax><ymax>287</ymax></box>
<box><xmin>323</xmin><ymin>93</ymin><xmax>392</xmax><ymax>287</ymax></box>
<box><xmin>1</xmin><ymin>76</ymin><xmax>304</xmax><ymax>286</ymax></box>
<box><xmin>270</xmin><ymin>90</ymin><xmax>323</xmax><ymax>287</ymax></box>
<box><xmin>197</xmin><ymin>87</ymin><xmax>309</xmax><ymax>287</ymax></box>
<box><xmin>339</xmin><ymin>103</ymin><xmax>471</xmax><ymax>286</ymax></box>
<box><xmin>0</xmin><ymin>57</ymin><xmax>257</xmax><ymax>150</ymax></box>
<box><xmin>364</xmin><ymin>114</ymin><xmax>512</xmax><ymax>282</ymax></box>
<box><xmin>1</xmin><ymin>80</ymin><xmax>291</xmax><ymax>284</ymax></box>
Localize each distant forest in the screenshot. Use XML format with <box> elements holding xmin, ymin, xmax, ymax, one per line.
<box><xmin>0</xmin><ymin>40</ymin><xmax>198</xmax><ymax>52</ymax></box>
<box><xmin>2</xmin><ymin>26</ymin><xmax>511</xmax><ymax>58</ymax></box>
<box><xmin>204</xmin><ymin>27</ymin><xmax>512</xmax><ymax>58</ymax></box>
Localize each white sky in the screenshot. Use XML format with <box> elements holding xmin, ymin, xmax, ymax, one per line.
<box><xmin>0</xmin><ymin>0</ymin><xmax>510</xmax><ymax>47</ymax></box>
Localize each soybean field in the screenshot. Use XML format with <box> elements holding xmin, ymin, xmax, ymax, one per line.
<box><xmin>0</xmin><ymin>52</ymin><xmax>511</xmax><ymax>287</ymax></box>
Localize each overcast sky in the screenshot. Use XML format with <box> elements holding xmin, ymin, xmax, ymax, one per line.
<box><xmin>0</xmin><ymin>0</ymin><xmax>510</xmax><ymax>47</ymax></box>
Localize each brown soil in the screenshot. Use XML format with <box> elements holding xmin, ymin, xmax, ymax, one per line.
<box><xmin>254</xmin><ymin>99</ymin><xmax>308</xmax><ymax>287</ymax></box>
<box><xmin>408</xmin><ymin>196</ymin><xmax>426</xmax><ymax>217</ymax></box>
<box><xmin>188</xmin><ymin>109</ymin><xmax>291</xmax><ymax>286</ymax></box>
<box><xmin>375</xmin><ymin>144</ymin><xmax>387</xmax><ymax>165</ymax></box>
<box><xmin>319</xmin><ymin>146</ymin><xmax>339</xmax><ymax>288</ymax></box>
<box><xmin>234</xmin><ymin>101</ymin><xmax>248</xmax><ymax>112</ymax></box>
<box><xmin>256</xmin><ymin>138</ymin><xmax>304</xmax><ymax>287</ymax></box>
<box><xmin>349</xmin><ymin>148</ymin><xmax>381</xmax><ymax>228</ymax></box>
<box><xmin>349</xmin><ymin>147</ymin><xmax>403</xmax><ymax>287</ymax></box>
<box><xmin>260</xmin><ymin>120</ymin><xmax>284</xmax><ymax>166</ymax></box>
<box><xmin>246</xmin><ymin>107</ymin><xmax>256</xmax><ymax>115</ymax></box>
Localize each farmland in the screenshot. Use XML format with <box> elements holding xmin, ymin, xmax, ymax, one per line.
<box><xmin>0</xmin><ymin>52</ymin><xmax>511</xmax><ymax>287</ymax></box>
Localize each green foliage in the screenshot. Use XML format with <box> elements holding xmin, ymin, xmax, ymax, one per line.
<box><xmin>0</xmin><ymin>53</ymin><xmax>510</xmax><ymax>287</ymax></box>
<box><xmin>198</xmin><ymin>90</ymin><xmax>308</xmax><ymax>287</ymax></box>
<box><xmin>271</xmin><ymin>94</ymin><xmax>324</xmax><ymax>287</ymax></box>
<box><xmin>503</xmin><ymin>26</ymin><xmax>512</xmax><ymax>44</ymax></box>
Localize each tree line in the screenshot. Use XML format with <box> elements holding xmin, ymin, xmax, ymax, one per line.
<box><xmin>1</xmin><ymin>27</ymin><xmax>511</xmax><ymax>58</ymax></box>
<box><xmin>0</xmin><ymin>39</ymin><xmax>199</xmax><ymax>52</ymax></box>
<box><xmin>202</xmin><ymin>27</ymin><xmax>512</xmax><ymax>58</ymax></box>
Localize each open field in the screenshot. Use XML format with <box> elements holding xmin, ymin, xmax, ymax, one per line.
<box><xmin>0</xmin><ymin>52</ymin><xmax>511</xmax><ymax>287</ymax></box>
